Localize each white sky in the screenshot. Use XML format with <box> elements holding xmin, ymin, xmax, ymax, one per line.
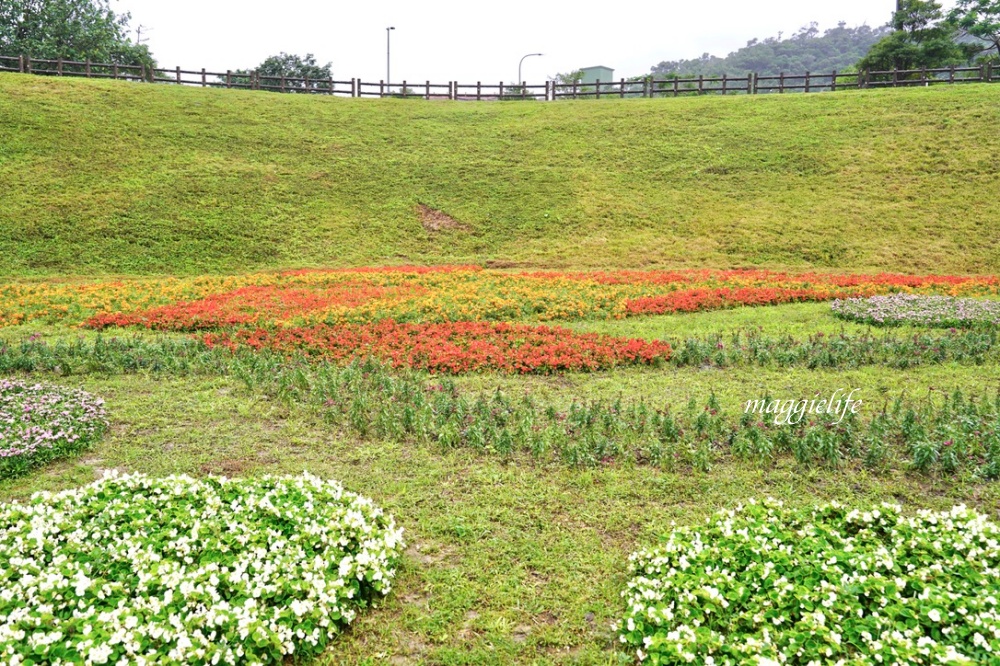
<box><xmin>115</xmin><ymin>0</ymin><xmax>958</xmax><ymax>84</ymax></box>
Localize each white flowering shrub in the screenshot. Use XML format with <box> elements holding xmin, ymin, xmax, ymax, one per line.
<box><xmin>0</xmin><ymin>472</ymin><xmax>404</xmax><ymax>665</ymax></box>
<box><xmin>1</xmin><ymin>379</ymin><xmax>107</xmax><ymax>480</ymax></box>
<box><xmin>619</xmin><ymin>499</ymin><xmax>1000</xmax><ymax>664</ymax></box>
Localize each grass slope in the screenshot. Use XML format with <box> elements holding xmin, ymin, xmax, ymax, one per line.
<box><xmin>1</xmin><ymin>74</ymin><xmax>999</xmax><ymax>276</ymax></box>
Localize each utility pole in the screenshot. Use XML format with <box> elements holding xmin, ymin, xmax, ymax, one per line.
<box><xmin>386</xmin><ymin>26</ymin><xmax>395</xmax><ymax>92</ymax></box>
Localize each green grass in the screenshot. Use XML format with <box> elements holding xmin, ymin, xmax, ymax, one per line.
<box><xmin>2</xmin><ymin>371</ymin><xmax>999</xmax><ymax>665</ymax></box>
<box><xmin>1</xmin><ymin>74</ymin><xmax>999</xmax><ymax>276</ymax></box>
<box><xmin>561</xmin><ymin>302</ymin><xmax>925</xmax><ymax>339</ymax></box>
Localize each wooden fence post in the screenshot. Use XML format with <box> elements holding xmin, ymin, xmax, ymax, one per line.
<box><xmin>200</xmin><ymin>68</ymin><xmax>206</xmax><ymax>87</ymax></box>
<box><xmin>17</xmin><ymin>55</ymin><xmax>24</xmax><ymax>73</ymax></box>
<box><xmin>280</xmin><ymin>75</ymin><xmax>286</xmax><ymax>93</ymax></box>
<box><xmin>175</xmin><ymin>66</ymin><xmax>181</xmax><ymax>84</ymax></box>
<box><xmin>949</xmin><ymin>65</ymin><xmax>955</xmax><ymax>84</ymax></box>
<box><xmin>380</xmin><ymin>80</ymin><xmax>385</xmax><ymax>97</ymax></box>
<box><xmin>477</xmin><ymin>81</ymin><xmax>481</xmax><ymax>101</ymax></box>
<box><xmin>498</xmin><ymin>81</ymin><xmax>503</xmax><ymax>99</ymax></box>
<box><xmin>226</xmin><ymin>70</ymin><xmax>231</xmax><ymax>88</ymax></box>
<box><xmin>403</xmin><ymin>80</ymin><xmax>408</xmax><ymax>97</ymax></box>
<box><xmin>751</xmin><ymin>72</ymin><xmax>757</xmax><ymax>94</ymax></box>
<box><xmin>779</xmin><ymin>72</ymin><xmax>785</xmax><ymax>93</ymax></box>
<box><xmin>58</xmin><ymin>58</ymin><xmax>64</xmax><ymax>76</ymax></box>
<box><xmin>25</xmin><ymin>55</ymin><xmax>31</xmax><ymax>74</ymax></box>
<box><xmin>596</xmin><ymin>79</ymin><xmax>602</xmax><ymax>100</ymax></box>
<box><xmin>721</xmin><ymin>73</ymin><xmax>727</xmax><ymax>95</ymax></box>
<box><xmin>804</xmin><ymin>71</ymin><xmax>810</xmax><ymax>93</ymax></box>
<box><xmin>673</xmin><ymin>78</ymin><xmax>679</xmax><ymax>96</ymax></box>
<box><xmin>697</xmin><ymin>74</ymin><xmax>703</xmax><ymax>94</ymax></box>
<box><xmin>426</xmin><ymin>80</ymin><xmax>431</xmax><ymax>100</ymax></box>
<box><xmin>619</xmin><ymin>78</ymin><xmax>625</xmax><ymax>98</ymax></box>
<box><xmin>351</xmin><ymin>78</ymin><xmax>356</xmax><ymax>97</ymax></box>
<box><xmin>831</xmin><ymin>70</ymin><xmax>837</xmax><ymax>92</ymax></box>
<box><xmin>572</xmin><ymin>80</ymin><xmax>577</xmax><ymax>99</ymax></box>
<box><xmin>86</xmin><ymin>59</ymin><xmax>91</xmax><ymax>77</ymax></box>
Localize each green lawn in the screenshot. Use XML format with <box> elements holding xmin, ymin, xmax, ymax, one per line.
<box><xmin>1</xmin><ymin>74</ymin><xmax>999</xmax><ymax>276</ymax></box>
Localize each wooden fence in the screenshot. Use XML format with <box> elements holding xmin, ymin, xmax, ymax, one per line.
<box><xmin>0</xmin><ymin>54</ymin><xmax>995</xmax><ymax>101</ymax></box>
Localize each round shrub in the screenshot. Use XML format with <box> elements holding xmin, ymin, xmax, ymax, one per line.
<box><xmin>619</xmin><ymin>499</ymin><xmax>1000</xmax><ymax>665</ymax></box>
<box><xmin>832</xmin><ymin>294</ymin><xmax>1000</xmax><ymax>328</ymax></box>
<box><xmin>0</xmin><ymin>378</ymin><xmax>108</xmax><ymax>479</ymax></box>
<box><xmin>0</xmin><ymin>472</ymin><xmax>404</xmax><ymax>665</ymax></box>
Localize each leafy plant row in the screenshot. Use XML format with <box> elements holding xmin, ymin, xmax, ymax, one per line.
<box><xmin>3</xmin><ymin>336</ymin><xmax>1000</xmax><ymax>477</ymax></box>
<box><xmin>3</xmin><ymin>328</ymin><xmax>1000</xmax><ymax>378</ymax></box>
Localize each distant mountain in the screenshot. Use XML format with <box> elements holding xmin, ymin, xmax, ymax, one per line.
<box><xmin>651</xmin><ymin>22</ymin><xmax>893</xmax><ymax>77</ymax></box>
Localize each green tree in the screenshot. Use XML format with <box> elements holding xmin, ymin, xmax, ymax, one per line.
<box><xmin>858</xmin><ymin>0</ymin><xmax>972</xmax><ymax>71</ymax></box>
<box><xmin>549</xmin><ymin>70</ymin><xmax>585</xmax><ymax>97</ymax></box>
<box><xmin>229</xmin><ymin>53</ymin><xmax>332</xmax><ymax>91</ymax></box>
<box><xmin>950</xmin><ymin>0</ymin><xmax>1000</xmax><ymax>59</ymax></box>
<box><xmin>0</xmin><ymin>0</ymin><xmax>153</xmax><ymax>67</ymax></box>
<box><xmin>650</xmin><ymin>23</ymin><xmax>890</xmax><ymax>79</ymax></box>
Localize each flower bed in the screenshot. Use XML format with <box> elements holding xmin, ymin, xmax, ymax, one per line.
<box><xmin>0</xmin><ymin>472</ymin><xmax>404</xmax><ymax>665</ymax></box>
<box><xmin>832</xmin><ymin>294</ymin><xmax>1000</xmax><ymax>329</ymax></box>
<box><xmin>0</xmin><ymin>267</ymin><xmax>994</xmax><ymax>330</ymax></box>
<box><xmin>202</xmin><ymin>321</ymin><xmax>672</xmax><ymax>374</ymax></box>
<box><xmin>619</xmin><ymin>499</ymin><xmax>1000</xmax><ymax>664</ymax></box>
<box><xmin>0</xmin><ymin>379</ymin><xmax>107</xmax><ymax>480</ymax></box>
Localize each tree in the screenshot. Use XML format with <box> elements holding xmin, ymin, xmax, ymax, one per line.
<box><xmin>0</xmin><ymin>0</ymin><xmax>153</xmax><ymax>67</ymax></box>
<box><xmin>950</xmin><ymin>0</ymin><xmax>1000</xmax><ymax>59</ymax></box>
<box><xmin>548</xmin><ymin>70</ymin><xmax>584</xmax><ymax>97</ymax></box>
<box><xmin>228</xmin><ymin>53</ymin><xmax>332</xmax><ymax>91</ymax></box>
<box><xmin>649</xmin><ymin>23</ymin><xmax>891</xmax><ymax>79</ymax></box>
<box><xmin>858</xmin><ymin>0</ymin><xmax>972</xmax><ymax>71</ymax></box>
<box><xmin>549</xmin><ymin>69</ymin><xmax>584</xmax><ymax>94</ymax></box>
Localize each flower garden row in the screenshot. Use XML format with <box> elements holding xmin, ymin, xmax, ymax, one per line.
<box><xmin>202</xmin><ymin>321</ymin><xmax>672</xmax><ymax>374</ymax></box>
<box><xmin>6</xmin><ymin>469</ymin><xmax>999</xmax><ymax>664</ymax></box>
<box><xmin>4</xmin><ymin>267</ymin><xmax>999</xmax><ymax>330</ymax></box>
<box><xmin>833</xmin><ymin>294</ymin><xmax>1000</xmax><ymax>328</ymax></box>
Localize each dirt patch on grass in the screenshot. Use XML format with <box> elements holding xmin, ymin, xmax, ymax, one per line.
<box><xmin>417</xmin><ymin>204</ymin><xmax>467</xmax><ymax>232</ymax></box>
<box><xmin>484</xmin><ymin>259</ymin><xmax>528</xmax><ymax>269</ymax></box>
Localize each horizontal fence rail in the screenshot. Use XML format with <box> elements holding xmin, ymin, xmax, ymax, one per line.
<box><xmin>1</xmin><ymin>55</ymin><xmax>995</xmax><ymax>101</ymax></box>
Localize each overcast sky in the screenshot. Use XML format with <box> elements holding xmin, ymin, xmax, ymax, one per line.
<box><xmin>116</xmin><ymin>0</ymin><xmax>957</xmax><ymax>84</ymax></box>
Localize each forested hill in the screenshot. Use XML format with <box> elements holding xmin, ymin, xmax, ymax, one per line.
<box><xmin>651</xmin><ymin>23</ymin><xmax>891</xmax><ymax>77</ymax></box>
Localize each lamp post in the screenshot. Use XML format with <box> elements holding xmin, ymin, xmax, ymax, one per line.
<box><xmin>518</xmin><ymin>52</ymin><xmax>543</xmax><ymax>86</ymax></box>
<box><xmin>387</xmin><ymin>26</ymin><xmax>395</xmax><ymax>91</ymax></box>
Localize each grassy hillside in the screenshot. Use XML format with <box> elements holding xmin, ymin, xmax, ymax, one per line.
<box><xmin>1</xmin><ymin>73</ymin><xmax>999</xmax><ymax>276</ymax></box>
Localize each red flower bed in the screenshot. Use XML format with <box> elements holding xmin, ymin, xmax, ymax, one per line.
<box><xmin>85</xmin><ymin>284</ymin><xmax>420</xmax><ymax>331</ymax></box>
<box><xmin>202</xmin><ymin>321</ymin><xmax>672</xmax><ymax>374</ymax></box>
<box><xmin>623</xmin><ymin>287</ymin><xmax>855</xmax><ymax>316</ymax></box>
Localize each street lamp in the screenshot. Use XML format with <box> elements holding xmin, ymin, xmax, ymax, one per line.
<box><xmin>387</xmin><ymin>26</ymin><xmax>395</xmax><ymax>90</ymax></box>
<box><xmin>519</xmin><ymin>52</ymin><xmax>543</xmax><ymax>85</ymax></box>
